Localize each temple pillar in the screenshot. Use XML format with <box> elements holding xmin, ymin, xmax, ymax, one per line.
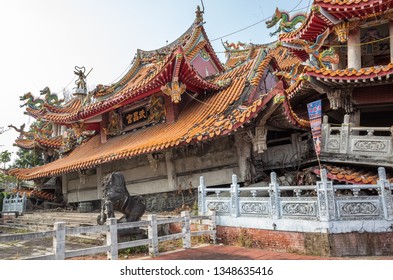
<box><xmin>96</xmin><ymin>166</ymin><xmax>103</xmax><ymax>200</ymax></box>
<box><xmin>100</xmin><ymin>113</ymin><xmax>108</xmax><ymax>143</ymax></box>
<box><xmin>234</xmin><ymin>134</ymin><xmax>252</xmax><ymax>184</ymax></box>
<box><xmin>52</xmin><ymin>124</ymin><xmax>58</xmax><ymax>137</ymax></box>
<box><xmin>390</xmin><ymin>20</ymin><xmax>393</xmax><ymax>63</ymax></box>
<box><xmin>350</xmin><ymin>109</ymin><xmax>361</xmax><ymax>126</ymax></box>
<box><xmin>61</xmin><ymin>174</ymin><xmax>68</xmax><ymax>201</ymax></box>
<box><xmin>348</xmin><ymin>27</ymin><xmax>362</xmax><ymax>69</ymax></box>
<box><xmin>163</xmin><ymin>95</ymin><xmax>179</xmax><ymax>123</ymax></box>
<box><xmin>165</xmin><ymin>150</ymin><xmax>177</xmax><ymax>191</ymax></box>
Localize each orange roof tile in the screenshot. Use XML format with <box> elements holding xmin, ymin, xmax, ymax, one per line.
<box><xmin>10</xmin><ymin>52</ymin><xmax>294</xmax><ymax>180</ymax></box>
<box><xmin>314</xmin><ymin>0</ymin><xmax>370</xmax><ymax>5</ymax></box>
<box><xmin>306</xmin><ymin>63</ymin><xmax>393</xmax><ymax>79</ymax></box>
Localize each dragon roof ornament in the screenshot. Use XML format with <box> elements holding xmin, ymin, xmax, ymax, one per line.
<box><xmin>266</xmin><ymin>7</ymin><xmax>307</xmax><ymax>37</ymax></box>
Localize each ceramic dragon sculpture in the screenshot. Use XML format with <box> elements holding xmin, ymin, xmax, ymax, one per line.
<box><xmin>292</xmin><ymin>28</ymin><xmax>340</xmax><ymax>69</ymax></box>
<box><xmin>266</xmin><ymin>8</ymin><xmax>307</xmax><ymax>37</ymax></box>
<box><xmin>39</xmin><ymin>87</ymin><xmax>64</xmax><ymax>106</ymax></box>
<box><xmin>19</xmin><ymin>92</ymin><xmax>45</xmax><ymax>110</ymax></box>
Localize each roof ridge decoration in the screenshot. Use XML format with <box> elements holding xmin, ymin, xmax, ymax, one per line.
<box><xmin>266</xmin><ymin>7</ymin><xmax>307</xmax><ymax>37</ymax></box>
<box><xmin>285</xmin><ymin>28</ymin><xmax>339</xmax><ymax>69</ymax></box>
<box><xmin>8</xmin><ymin>122</ymin><xmax>64</xmax><ymax>150</ymax></box>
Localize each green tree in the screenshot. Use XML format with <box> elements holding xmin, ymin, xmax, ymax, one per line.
<box><xmin>12</xmin><ymin>148</ymin><xmax>44</xmax><ymax>169</ymax></box>
<box><xmin>0</xmin><ymin>150</ymin><xmax>12</xmax><ymax>169</ymax></box>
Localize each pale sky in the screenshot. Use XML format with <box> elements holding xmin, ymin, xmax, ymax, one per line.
<box><xmin>0</xmin><ymin>0</ymin><xmax>308</xmax><ymax>164</ymax></box>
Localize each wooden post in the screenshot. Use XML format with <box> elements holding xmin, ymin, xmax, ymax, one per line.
<box><xmin>53</xmin><ymin>222</ymin><xmax>66</xmax><ymax>260</ymax></box>
<box><xmin>148</xmin><ymin>214</ymin><xmax>158</xmax><ymax>257</ymax></box>
<box><xmin>106</xmin><ymin>218</ymin><xmax>118</xmax><ymax>260</ymax></box>
<box><xmin>181</xmin><ymin>211</ymin><xmax>191</xmax><ymax>249</ymax></box>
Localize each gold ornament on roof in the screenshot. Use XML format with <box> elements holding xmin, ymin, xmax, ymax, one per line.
<box><xmin>333</xmin><ymin>21</ymin><xmax>350</xmax><ymax>43</ymax></box>
<box><xmin>161</xmin><ymin>79</ymin><xmax>186</xmax><ymax>103</ymax></box>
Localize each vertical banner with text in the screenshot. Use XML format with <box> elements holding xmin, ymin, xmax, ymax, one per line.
<box><xmin>307</xmin><ymin>100</ymin><xmax>322</xmax><ymax>155</ymax></box>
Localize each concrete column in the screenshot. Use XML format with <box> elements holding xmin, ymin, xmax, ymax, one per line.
<box><xmin>52</xmin><ymin>124</ymin><xmax>58</xmax><ymax>137</ymax></box>
<box><xmin>181</xmin><ymin>211</ymin><xmax>191</xmax><ymax>249</ymax></box>
<box><xmin>348</xmin><ymin>27</ymin><xmax>362</xmax><ymax>69</ymax></box>
<box><xmin>148</xmin><ymin>214</ymin><xmax>159</xmax><ymax>257</ymax></box>
<box><xmin>316</xmin><ymin>169</ymin><xmax>336</xmax><ymax>222</ymax></box>
<box><xmin>61</xmin><ymin>174</ymin><xmax>68</xmax><ymax>201</ymax></box>
<box><xmin>53</xmin><ymin>222</ymin><xmax>66</xmax><ymax>260</ymax></box>
<box><xmin>340</xmin><ymin>114</ymin><xmax>351</xmax><ymax>154</ymax></box>
<box><xmin>208</xmin><ymin>210</ymin><xmax>217</xmax><ymax>244</ymax></box>
<box><xmin>390</xmin><ymin>20</ymin><xmax>393</xmax><ymax>63</ymax></box>
<box><xmin>230</xmin><ymin>174</ymin><xmax>240</xmax><ymax>217</ymax></box>
<box><xmin>234</xmin><ymin>134</ymin><xmax>252</xmax><ymax>183</ymax></box>
<box><xmin>268</xmin><ymin>172</ymin><xmax>280</xmax><ymax>219</ymax></box>
<box><xmin>106</xmin><ymin>218</ymin><xmax>118</xmax><ymax>260</ymax></box>
<box><xmin>198</xmin><ymin>176</ymin><xmax>206</xmax><ymax>216</ymax></box>
<box><xmin>378</xmin><ymin>167</ymin><xmax>393</xmax><ymax>220</ymax></box>
<box><xmin>96</xmin><ymin>166</ymin><xmax>103</xmax><ymax>200</ymax></box>
<box><xmin>165</xmin><ymin>150</ymin><xmax>177</xmax><ymax>191</ymax></box>
<box><xmin>60</xmin><ymin>125</ymin><xmax>66</xmax><ymax>135</ymax></box>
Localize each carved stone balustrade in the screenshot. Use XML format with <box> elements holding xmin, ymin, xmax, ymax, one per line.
<box><xmin>198</xmin><ymin>168</ymin><xmax>393</xmax><ymax>233</ymax></box>
<box><xmin>321</xmin><ymin>115</ymin><xmax>393</xmax><ymax>166</ymax></box>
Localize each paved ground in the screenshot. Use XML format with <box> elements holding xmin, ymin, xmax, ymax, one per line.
<box><xmin>145</xmin><ymin>244</ymin><xmax>393</xmax><ymax>260</ymax></box>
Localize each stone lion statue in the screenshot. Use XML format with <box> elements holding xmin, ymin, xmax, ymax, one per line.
<box><xmin>97</xmin><ymin>172</ymin><xmax>146</xmax><ymax>225</ymax></box>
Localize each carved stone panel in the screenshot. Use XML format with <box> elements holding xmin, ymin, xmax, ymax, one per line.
<box><xmin>327</xmin><ymin>139</ymin><xmax>340</xmax><ymax>151</ymax></box>
<box><xmin>338</xmin><ymin>201</ymin><xmax>380</xmax><ymax>217</ymax></box>
<box><xmin>281</xmin><ymin>202</ymin><xmax>317</xmax><ymax>217</ymax></box>
<box><xmin>352</xmin><ymin>140</ymin><xmax>389</xmax><ymax>153</ymax></box>
<box><xmin>207</xmin><ymin>201</ymin><xmax>230</xmax><ymax>214</ymax></box>
<box><xmin>240</xmin><ymin>201</ymin><xmax>270</xmax><ymax>215</ymax></box>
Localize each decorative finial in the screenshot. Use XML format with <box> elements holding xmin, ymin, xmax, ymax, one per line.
<box><xmin>195</xmin><ymin>3</ymin><xmax>204</xmax><ymax>24</ymax></box>
<box><xmin>73</xmin><ymin>66</ymin><xmax>93</xmax><ymax>96</ymax></box>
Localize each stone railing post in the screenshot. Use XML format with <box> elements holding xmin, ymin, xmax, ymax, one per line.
<box><xmin>269</xmin><ymin>172</ymin><xmax>280</xmax><ymax>219</ymax></box>
<box><xmin>1</xmin><ymin>196</ymin><xmax>4</xmax><ymax>212</ymax></box>
<box><xmin>181</xmin><ymin>211</ymin><xmax>191</xmax><ymax>249</ymax></box>
<box><xmin>378</xmin><ymin>167</ymin><xmax>393</xmax><ymax>220</ymax></box>
<box><xmin>317</xmin><ymin>169</ymin><xmax>336</xmax><ymax>222</ymax></box>
<box><xmin>22</xmin><ymin>193</ymin><xmax>27</xmax><ymax>214</ymax></box>
<box><xmin>230</xmin><ymin>174</ymin><xmax>240</xmax><ymax>217</ymax></box>
<box><xmin>208</xmin><ymin>209</ymin><xmax>217</xmax><ymax>244</ymax></box>
<box><xmin>198</xmin><ymin>176</ymin><xmax>206</xmax><ymax>216</ymax></box>
<box><xmin>148</xmin><ymin>214</ymin><xmax>159</xmax><ymax>257</ymax></box>
<box><xmin>54</xmin><ymin>222</ymin><xmax>66</xmax><ymax>260</ymax></box>
<box><xmin>321</xmin><ymin>115</ymin><xmax>330</xmax><ymax>152</ymax></box>
<box><xmin>106</xmin><ymin>218</ymin><xmax>118</xmax><ymax>260</ymax></box>
<box><xmin>340</xmin><ymin>114</ymin><xmax>350</xmax><ymax>154</ymax></box>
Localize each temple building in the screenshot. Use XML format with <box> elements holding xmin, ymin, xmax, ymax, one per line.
<box><xmin>9</xmin><ymin>1</ymin><xmax>393</xmax><ymax>211</ymax></box>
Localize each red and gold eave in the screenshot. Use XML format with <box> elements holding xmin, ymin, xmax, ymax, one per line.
<box><xmin>9</xmin><ymin>46</ymin><xmax>308</xmax><ymax>180</ymax></box>
<box><xmin>314</xmin><ymin>0</ymin><xmax>393</xmax><ymax>20</ymax></box>
<box><xmin>277</xmin><ymin>0</ymin><xmax>393</xmax><ymax>61</ymax></box>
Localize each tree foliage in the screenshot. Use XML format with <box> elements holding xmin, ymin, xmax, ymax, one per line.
<box><xmin>12</xmin><ymin>148</ymin><xmax>44</xmax><ymax>169</ymax></box>
<box><xmin>0</xmin><ymin>150</ymin><xmax>12</xmax><ymax>169</ymax></box>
